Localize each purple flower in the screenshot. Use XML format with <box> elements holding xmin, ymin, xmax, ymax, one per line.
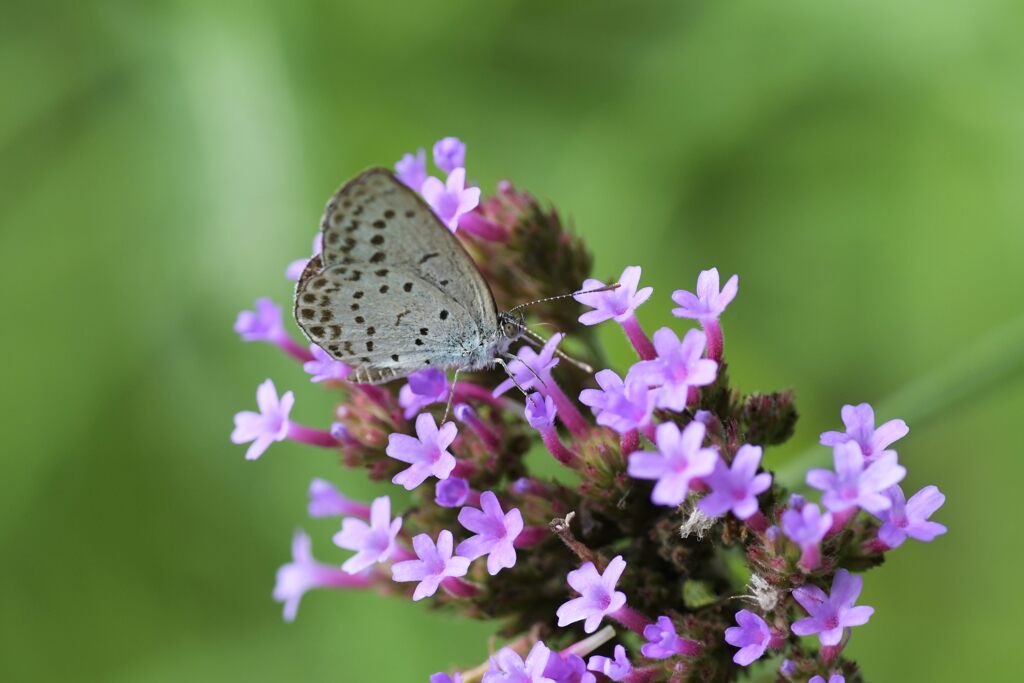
<box><xmin>391</xmin><ymin>530</ymin><xmax>470</xmax><ymax>601</ymax></box>
<box><xmin>724</xmin><ymin>610</ymin><xmax>772</xmax><ymax>666</ymax></box>
<box><xmin>430</xmin><ymin>674</ymin><xmax>463</xmax><ymax>683</ymax></box>
<box><xmin>556</xmin><ymin>555</ymin><xmax>627</xmax><ymax>633</ymax></box>
<box><xmin>671</xmin><ymin>267</ymin><xmax>738</xmax><ymax>322</ymax></box>
<box><xmin>231</xmin><ymin>379</ymin><xmax>293</xmax><ymax>460</ymax></box>
<box><xmin>698</xmin><ymin>444</ymin><xmax>772</xmax><ymax>520</ymax></box>
<box><xmin>781</xmin><ymin>500</ymin><xmax>833</xmax><ymax>569</ymax></box>
<box><xmin>628</xmin><ymin>328</ymin><xmax>717</xmax><ymax>411</ymax></box>
<box><xmin>873</xmin><ymin>485</ymin><xmax>947</xmax><ymax>548</ymax></box>
<box><xmin>433</xmin><ymin>136</ymin><xmax>466</xmax><ymax>174</ymax></box>
<box><xmin>333</xmin><ymin>496</ymin><xmax>403</xmax><ymax>574</ymax></box>
<box><xmin>543</xmin><ymin>651</ymin><xmax>595</xmax><ymax>683</ymax></box>
<box><xmin>574</xmin><ymin>266</ymin><xmax>653</xmax><ymax>326</ymax></box>
<box><xmin>628</xmin><ymin>421</ymin><xmax>718</xmax><ymax>506</ymax></box>
<box><xmin>395</xmin><ymin>148</ymin><xmax>427</xmax><ymax>190</ymax></box>
<box><xmin>399</xmin><ymin>368</ymin><xmax>450</xmax><ymax>419</ymax></box>
<box><xmin>235</xmin><ymin>298</ymin><xmax>284</xmax><ymax>342</ymax></box>
<box><xmin>435</xmin><ymin>476</ymin><xmax>471</xmax><ymax>508</ymax></box>
<box><xmin>779</xmin><ymin>659</ymin><xmax>797</xmax><ymax>678</ymax></box>
<box><xmin>641</xmin><ymin>615</ymin><xmax>701</xmax><ymax>659</ymax></box>
<box><xmin>493</xmin><ymin>334</ymin><xmax>563</xmax><ymax>397</ymax></box>
<box><xmin>422</xmin><ymin>168</ymin><xmax>481</xmax><ymax>232</ymax></box>
<box><xmin>386</xmin><ymin>413</ymin><xmax>458</xmax><ymax>490</ymax></box>
<box><xmin>820</xmin><ymin>403</ymin><xmax>908</xmax><ymax>463</ymax></box>
<box><xmin>525</xmin><ymin>393</ymin><xmax>557</xmax><ymax>429</ymax></box>
<box><xmin>273</xmin><ymin>530</ymin><xmax>369</xmax><ymax>622</ymax></box>
<box><xmin>456</xmin><ymin>491</ymin><xmax>524</xmax><ymax>575</ymax></box>
<box><xmin>483</xmin><ymin>642</ymin><xmax>555</xmax><ymax>683</ymax></box>
<box><xmin>307</xmin><ymin>478</ymin><xmax>369</xmax><ymax>518</ymax></box>
<box><xmin>791</xmin><ymin>569</ymin><xmax>874</xmax><ymax>646</ymax></box>
<box><xmin>303</xmin><ymin>344</ymin><xmax>352</xmax><ymax>382</ymax></box>
<box><xmin>807</xmin><ymin>441</ymin><xmax>906</xmax><ymax>514</ymax></box>
<box><xmin>286</xmin><ymin>233</ymin><xmax>323</xmax><ymax>281</ymax></box>
<box><xmin>809</xmin><ymin>676</ymin><xmax>844</xmax><ymax>683</ymax></box>
<box><xmin>587</xmin><ymin>645</ymin><xmax>632</xmax><ymax>681</ymax></box>
<box><xmin>579</xmin><ymin>369</ymin><xmax>656</xmax><ymax>434</ymax></box>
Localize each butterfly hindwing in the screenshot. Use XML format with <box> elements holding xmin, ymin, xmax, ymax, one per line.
<box><xmin>295</xmin><ymin>168</ymin><xmax>499</xmax><ymax>384</ymax></box>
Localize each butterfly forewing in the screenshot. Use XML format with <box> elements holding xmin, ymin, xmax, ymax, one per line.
<box><xmin>294</xmin><ymin>168</ymin><xmax>499</xmax><ymax>384</ymax></box>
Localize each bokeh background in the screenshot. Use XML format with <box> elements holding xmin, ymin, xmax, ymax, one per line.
<box><xmin>3</xmin><ymin>0</ymin><xmax>1022</xmax><ymax>680</ymax></box>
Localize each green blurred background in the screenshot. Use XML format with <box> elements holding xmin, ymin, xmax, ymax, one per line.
<box><xmin>3</xmin><ymin>0</ymin><xmax>1022</xmax><ymax>680</ymax></box>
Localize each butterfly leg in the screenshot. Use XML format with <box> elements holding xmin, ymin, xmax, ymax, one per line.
<box><xmin>442</xmin><ymin>368</ymin><xmax>460</xmax><ymax>423</ymax></box>
<box><xmin>496</xmin><ymin>355</ymin><xmax>544</xmax><ymax>412</ymax></box>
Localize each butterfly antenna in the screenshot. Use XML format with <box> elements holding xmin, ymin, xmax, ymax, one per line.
<box><xmin>517</xmin><ymin>325</ymin><xmax>595</xmax><ymax>375</ymax></box>
<box><xmin>507</xmin><ymin>283</ymin><xmax>620</xmax><ymax>314</ymax></box>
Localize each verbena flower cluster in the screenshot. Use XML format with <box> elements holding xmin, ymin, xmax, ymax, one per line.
<box><xmin>233</xmin><ymin>138</ymin><xmax>947</xmax><ymax>682</ymax></box>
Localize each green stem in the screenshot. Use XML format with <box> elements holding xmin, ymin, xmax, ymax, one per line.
<box><xmin>777</xmin><ymin>315</ymin><xmax>1024</xmax><ymax>488</ymax></box>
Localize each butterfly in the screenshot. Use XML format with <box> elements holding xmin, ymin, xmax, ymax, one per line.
<box><xmin>293</xmin><ymin>168</ymin><xmax>528</xmax><ymax>386</ymax></box>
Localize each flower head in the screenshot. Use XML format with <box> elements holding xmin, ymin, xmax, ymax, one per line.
<box><xmin>235</xmin><ymin>298</ymin><xmax>284</xmax><ymax>342</ymax></box>
<box><xmin>807</xmin><ymin>441</ymin><xmax>906</xmax><ymax>514</ymax></box>
<box><xmin>628</xmin><ymin>328</ymin><xmax>717</xmax><ymax>411</ymax></box>
<box><xmin>579</xmin><ymin>369</ymin><xmax>655</xmax><ymax>434</ymax></box>
<box><xmin>724</xmin><ymin>610</ymin><xmax>772</xmax><ymax>666</ymax></box>
<box><xmin>671</xmin><ymin>267</ymin><xmax>738</xmax><ymax>322</ymax></box>
<box><xmin>698</xmin><ymin>444</ymin><xmax>772</xmax><ymax>519</ymax></box>
<box><xmin>395</xmin><ymin>148</ymin><xmax>427</xmax><ymax>190</ymax></box>
<box><xmin>231</xmin><ymin>379</ymin><xmax>293</xmax><ymax>460</ymax></box>
<box><xmin>456</xmin><ymin>491</ymin><xmax>524</xmax><ymax>575</ymax></box>
<box><xmin>303</xmin><ymin>344</ymin><xmax>352</xmax><ymax>383</ymax></box>
<box><xmin>435</xmin><ymin>476</ymin><xmax>471</xmax><ymax>508</ymax></box>
<box><xmin>556</xmin><ymin>556</ymin><xmax>627</xmax><ymax>634</ymax></box>
<box><xmin>587</xmin><ymin>645</ymin><xmax>632</xmax><ymax>681</ymax></box>
<box><xmin>386</xmin><ymin>413</ymin><xmax>458</xmax><ymax>490</ymax></box>
<box><xmin>333</xmin><ymin>496</ymin><xmax>402</xmax><ymax>574</ymax></box>
<box><xmin>574</xmin><ymin>266</ymin><xmax>653</xmax><ymax>326</ymax></box>
<box><xmin>628</xmin><ymin>421</ymin><xmax>718</xmax><ymax>506</ymax></box>
<box><xmin>391</xmin><ymin>530</ymin><xmax>470</xmax><ymax>601</ymax></box>
<box><xmin>273</xmin><ymin>530</ymin><xmax>369</xmax><ymax>622</ymax></box>
<box><xmin>433</xmin><ymin>137</ymin><xmax>466</xmax><ymax>174</ymax></box>
<box><xmin>641</xmin><ymin>615</ymin><xmax>701</xmax><ymax>659</ymax></box>
<box><xmin>493</xmin><ymin>334</ymin><xmax>563</xmax><ymax>398</ymax></box>
<box><xmin>791</xmin><ymin>569</ymin><xmax>874</xmax><ymax>646</ymax></box>
<box><xmin>820</xmin><ymin>403</ymin><xmax>908</xmax><ymax>463</ymax></box>
<box><xmin>873</xmin><ymin>485</ymin><xmax>947</xmax><ymax>548</ymax></box>
<box><xmin>399</xmin><ymin>368</ymin><xmax>450</xmax><ymax>419</ymax></box>
<box><xmin>483</xmin><ymin>642</ymin><xmax>554</xmax><ymax>683</ymax></box>
<box><xmin>422</xmin><ymin>168</ymin><xmax>481</xmax><ymax>232</ymax></box>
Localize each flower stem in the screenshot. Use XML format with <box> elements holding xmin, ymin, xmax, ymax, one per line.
<box><xmin>286</xmin><ymin>423</ymin><xmax>340</xmax><ymax>448</ymax></box>
<box><xmin>540</xmin><ymin>426</ymin><xmax>579</xmax><ymax>467</ymax></box>
<box><xmin>274</xmin><ymin>333</ymin><xmax>316</xmax><ymax>363</ymax></box>
<box><xmin>620</xmin><ymin>315</ymin><xmax>656</xmax><ymax>360</ymax></box>
<box><xmin>441</xmin><ymin>576</ymin><xmax>479</xmax><ymax>598</ymax></box>
<box><xmin>545</xmin><ymin>379</ymin><xmax>589</xmax><ymax>438</ymax></box>
<box><xmin>458</xmin><ymin>212</ymin><xmax>508</xmax><ymax>241</ymax></box>
<box><xmin>513</xmin><ymin>526</ymin><xmax>550</xmax><ymax>549</ymax></box>
<box><xmin>620</xmin><ymin>429</ymin><xmax>640</xmax><ymax>456</ymax></box>
<box><xmin>609</xmin><ymin>605</ymin><xmax>653</xmax><ymax>635</ymax></box>
<box><xmin>702</xmin><ymin>319</ymin><xmax>723</xmax><ymax>362</ymax></box>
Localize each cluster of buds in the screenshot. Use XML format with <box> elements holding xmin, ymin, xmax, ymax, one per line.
<box><xmin>232</xmin><ymin>138</ymin><xmax>947</xmax><ymax>682</ymax></box>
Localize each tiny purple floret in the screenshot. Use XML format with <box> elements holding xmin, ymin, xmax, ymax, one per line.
<box><xmin>456</xmin><ymin>491</ymin><xmax>524</xmax><ymax>575</ymax></box>
<box><xmin>628</xmin><ymin>328</ymin><xmax>717</xmax><ymax>411</ymax></box>
<box><xmin>641</xmin><ymin>615</ymin><xmax>702</xmax><ymax>659</ymax></box>
<box><xmin>386</xmin><ymin>413</ymin><xmax>459</xmax><ymax>490</ymax></box>
<box><xmin>574</xmin><ymin>266</ymin><xmax>653</xmax><ymax>326</ymax></box>
<box><xmin>421</xmin><ymin>167</ymin><xmax>481</xmax><ymax>232</ymax></box>
<box><xmin>493</xmin><ymin>334</ymin><xmax>562</xmax><ymax>397</ymax></box>
<box><xmin>724</xmin><ymin>609</ymin><xmax>772</xmax><ymax>666</ymax></box>
<box><xmin>587</xmin><ymin>644</ymin><xmax>632</xmax><ymax>681</ymax></box>
<box><xmin>873</xmin><ymin>484</ymin><xmax>947</xmax><ymax>548</ymax></box>
<box><xmin>435</xmin><ymin>476</ymin><xmax>471</xmax><ymax>508</ymax></box>
<box><xmin>781</xmin><ymin>499</ymin><xmax>833</xmax><ymax>569</ymax></box>
<box><xmin>303</xmin><ymin>344</ymin><xmax>352</xmax><ymax>382</ymax></box>
<box><xmin>556</xmin><ymin>555</ymin><xmax>627</xmax><ymax>634</ymax></box>
<box><xmin>399</xmin><ymin>368</ymin><xmax>450</xmax><ymax>419</ymax></box>
<box><xmin>671</xmin><ymin>267</ymin><xmax>738</xmax><ymax>322</ymax></box>
<box><xmin>333</xmin><ymin>495</ymin><xmax>403</xmax><ymax>574</ymax></box>
<box><xmin>483</xmin><ymin>642</ymin><xmax>554</xmax><ymax>683</ymax></box>
<box><xmin>807</xmin><ymin>441</ymin><xmax>906</xmax><ymax>514</ymax></box>
<box><xmin>628</xmin><ymin>421</ymin><xmax>718</xmax><ymax>506</ymax></box>
<box><xmin>231</xmin><ymin>379</ymin><xmax>293</xmax><ymax>460</ymax></box>
<box><xmin>579</xmin><ymin>369</ymin><xmax>656</xmax><ymax>434</ymax></box>
<box><xmin>433</xmin><ymin>137</ymin><xmax>466</xmax><ymax>174</ymax></box>
<box><xmin>395</xmin><ymin>148</ymin><xmax>427</xmax><ymax>190</ymax></box>
<box><xmin>235</xmin><ymin>298</ymin><xmax>284</xmax><ymax>342</ymax></box>
<box><xmin>698</xmin><ymin>444</ymin><xmax>772</xmax><ymax>520</ymax></box>
<box><xmin>273</xmin><ymin>530</ymin><xmax>370</xmax><ymax>622</ymax></box>
<box><xmin>391</xmin><ymin>530</ymin><xmax>471</xmax><ymax>601</ymax></box>
<box><xmin>791</xmin><ymin>569</ymin><xmax>874</xmax><ymax>646</ymax></box>
<box><xmin>820</xmin><ymin>403</ymin><xmax>908</xmax><ymax>463</ymax></box>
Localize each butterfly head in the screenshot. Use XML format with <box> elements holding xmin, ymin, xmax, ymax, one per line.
<box><xmin>497</xmin><ymin>310</ymin><xmax>527</xmax><ymax>341</ymax></box>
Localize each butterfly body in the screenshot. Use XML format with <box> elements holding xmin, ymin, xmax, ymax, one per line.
<box><xmin>294</xmin><ymin>168</ymin><xmax>518</xmax><ymax>385</ymax></box>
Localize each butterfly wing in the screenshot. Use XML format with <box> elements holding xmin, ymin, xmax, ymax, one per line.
<box><xmin>294</xmin><ymin>168</ymin><xmax>499</xmax><ymax>384</ymax></box>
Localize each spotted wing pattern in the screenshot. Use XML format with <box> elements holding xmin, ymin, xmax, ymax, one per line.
<box><xmin>294</xmin><ymin>168</ymin><xmax>498</xmax><ymax>384</ymax></box>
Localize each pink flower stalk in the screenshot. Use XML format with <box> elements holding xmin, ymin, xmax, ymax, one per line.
<box><xmin>232</xmin><ymin>379</ymin><xmax>338</xmax><ymax>460</ymax></box>
<box><xmin>456</xmin><ymin>491</ymin><xmax>525</xmax><ymax>575</ymax></box>
<box><xmin>671</xmin><ymin>267</ymin><xmax>738</xmax><ymax>362</ymax></box>
<box><xmin>698</xmin><ymin>444</ymin><xmax>772</xmax><ymax>520</ymax></box>
<box><xmin>422</xmin><ymin>168</ymin><xmax>481</xmax><ymax>232</ymax></box>
<box><xmin>386</xmin><ymin>413</ymin><xmax>459</xmax><ymax>490</ymax></box>
<box><xmin>628</xmin><ymin>421</ymin><xmax>718</xmax><ymax>507</ymax></box>
<box><xmin>391</xmin><ymin>530</ymin><xmax>472</xmax><ymax>601</ymax></box>
<box><xmin>820</xmin><ymin>403</ymin><xmax>909</xmax><ymax>464</ymax></box>
<box><xmin>807</xmin><ymin>441</ymin><xmax>906</xmax><ymax>514</ymax></box>
<box><xmin>872</xmin><ymin>484</ymin><xmax>947</xmax><ymax>548</ymax></box>
<box><xmin>303</xmin><ymin>344</ymin><xmax>352</xmax><ymax>383</ymax></box>
<box><xmin>273</xmin><ymin>530</ymin><xmax>371</xmax><ymax>622</ymax></box>
<box><xmin>791</xmin><ymin>569</ymin><xmax>874</xmax><ymax>646</ymax></box>
<box><xmin>454</xmin><ymin>403</ymin><xmax>501</xmax><ymax>449</ymax></box>
<box><xmin>333</xmin><ymin>496</ymin><xmax>403</xmax><ymax>574</ymax></box>
<box><xmin>556</xmin><ymin>556</ymin><xmax>628</xmax><ymax>634</ymax></box>
<box><xmin>640</xmin><ymin>615</ymin><xmax>702</xmax><ymax>659</ymax></box>
<box><xmin>307</xmin><ymin>478</ymin><xmax>371</xmax><ymax>519</ymax></box>
<box><xmin>628</xmin><ymin>328</ymin><xmax>718</xmax><ymax>412</ymax></box>
<box><xmin>524</xmin><ymin>393</ymin><xmax>578</xmax><ymax>466</ymax></box>
<box><xmin>234</xmin><ymin>298</ymin><xmax>314</xmax><ymax>362</ymax></box>
<box><xmin>574</xmin><ymin>266</ymin><xmax>655</xmax><ymax>360</ymax></box>
<box><xmin>395</xmin><ymin>148</ymin><xmax>427</xmax><ymax>190</ymax></box>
